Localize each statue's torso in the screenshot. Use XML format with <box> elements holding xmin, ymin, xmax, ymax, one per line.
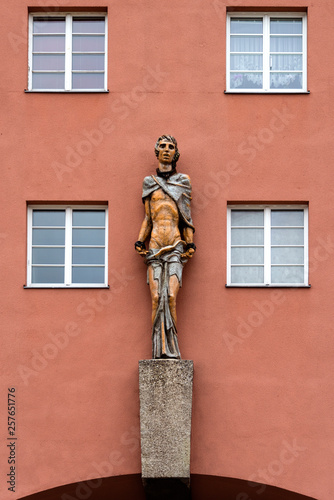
<box><xmin>149</xmin><ymin>188</ymin><xmax>181</xmax><ymax>249</ymax></box>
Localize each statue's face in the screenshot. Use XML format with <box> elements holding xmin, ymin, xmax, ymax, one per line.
<box><xmin>157</xmin><ymin>139</ymin><xmax>176</xmax><ymax>166</ymax></box>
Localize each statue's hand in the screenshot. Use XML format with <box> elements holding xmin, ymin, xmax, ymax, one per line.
<box><xmin>181</xmin><ymin>248</ymin><xmax>195</xmax><ymax>259</ymax></box>
<box><xmin>135</xmin><ymin>241</ymin><xmax>147</xmax><ymax>256</ymax></box>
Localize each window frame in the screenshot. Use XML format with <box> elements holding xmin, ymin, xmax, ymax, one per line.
<box><xmin>26</xmin><ymin>205</ymin><xmax>109</xmax><ymax>288</ymax></box>
<box><xmin>226</xmin><ymin>204</ymin><xmax>309</xmax><ymax>287</ymax></box>
<box><xmin>27</xmin><ymin>12</ymin><xmax>108</xmax><ymax>92</ymax></box>
<box><xmin>226</xmin><ymin>11</ymin><xmax>307</xmax><ymax>93</ymax></box>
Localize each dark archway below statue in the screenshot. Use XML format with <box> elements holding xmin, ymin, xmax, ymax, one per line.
<box><xmin>18</xmin><ymin>473</ymin><xmax>317</xmax><ymax>500</ymax></box>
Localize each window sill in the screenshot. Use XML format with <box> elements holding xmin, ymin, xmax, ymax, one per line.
<box><xmin>24</xmin><ymin>285</ymin><xmax>110</xmax><ymax>289</ymax></box>
<box><xmin>226</xmin><ymin>284</ymin><xmax>311</xmax><ymax>288</ymax></box>
<box><xmin>24</xmin><ymin>90</ymin><xmax>109</xmax><ymax>94</ymax></box>
<box><xmin>224</xmin><ymin>90</ymin><xmax>310</xmax><ymax>95</ymax></box>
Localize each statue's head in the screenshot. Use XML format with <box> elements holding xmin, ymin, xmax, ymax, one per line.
<box><xmin>154</xmin><ymin>135</ymin><xmax>180</xmax><ymax>168</ymax></box>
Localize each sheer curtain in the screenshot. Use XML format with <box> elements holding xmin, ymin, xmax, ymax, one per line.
<box><xmin>270</xmin><ymin>18</ymin><xmax>303</xmax><ymax>90</ymax></box>
<box><xmin>229</xmin><ymin>16</ymin><xmax>304</xmax><ymax>90</ymax></box>
<box><xmin>230</xmin><ymin>18</ymin><xmax>263</xmax><ymax>90</ymax></box>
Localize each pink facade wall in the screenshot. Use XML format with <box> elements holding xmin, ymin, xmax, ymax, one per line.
<box><xmin>1</xmin><ymin>1</ymin><xmax>333</xmax><ymax>499</ymax></box>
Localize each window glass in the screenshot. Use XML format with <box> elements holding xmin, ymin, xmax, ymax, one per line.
<box><xmin>227</xmin><ymin>13</ymin><xmax>306</xmax><ymax>92</ymax></box>
<box><xmin>29</xmin><ymin>14</ymin><xmax>106</xmax><ymax>91</ymax></box>
<box><xmin>72</xmin><ymin>17</ymin><xmax>105</xmax><ymax>34</ymax></box>
<box><xmin>72</xmin><ymin>267</ymin><xmax>105</xmax><ymax>284</ymax></box>
<box><xmin>28</xmin><ymin>207</ymin><xmax>107</xmax><ymax>287</ymax></box>
<box><xmin>228</xmin><ymin>206</ymin><xmax>308</xmax><ymax>286</ymax></box>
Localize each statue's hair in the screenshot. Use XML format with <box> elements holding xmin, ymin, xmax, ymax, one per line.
<box><xmin>154</xmin><ymin>135</ymin><xmax>180</xmax><ymax>166</ymax></box>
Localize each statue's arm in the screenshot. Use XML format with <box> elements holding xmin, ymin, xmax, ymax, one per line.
<box><xmin>181</xmin><ymin>175</ymin><xmax>195</xmax><ymax>258</ymax></box>
<box><xmin>182</xmin><ymin>226</ymin><xmax>196</xmax><ymax>259</ymax></box>
<box><xmin>135</xmin><ymin>197</ymin><xmax>152</xmax><ymax>255</ymax></box>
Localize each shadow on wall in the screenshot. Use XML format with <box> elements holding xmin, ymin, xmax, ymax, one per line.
<box><xmin>18</xmin><ymin>474</ymin><xmax>318</xmax><ymax>500</ymax></box>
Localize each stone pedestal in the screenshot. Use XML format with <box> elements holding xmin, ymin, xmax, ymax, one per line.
<box><xmin>139</xmin><ymin>359</ymin><xmax>194</xmax><ymax>499</ymax></box>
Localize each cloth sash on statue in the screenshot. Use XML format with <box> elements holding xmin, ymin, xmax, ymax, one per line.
<box><xmin>145</xmin><ymin>241</ymin><xmax>187</xmax><ymax>359</ymax></box>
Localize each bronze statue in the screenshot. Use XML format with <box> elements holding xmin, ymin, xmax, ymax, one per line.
<box><xmin>135</xmin><ymin>135</ymin><xmax>196</xmax><ymax>359</ymax></box>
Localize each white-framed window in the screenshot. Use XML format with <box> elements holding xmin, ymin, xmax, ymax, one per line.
<box><xmin>226</xmin><ymin>12</ymin><xmax>307</xmax><ymax>93</ymax></box>
<box><xmin>28</xmin><ymin>12</ymin><xmax>108</xmax><ymax>92</ymax></box>
<box><xmin>227</xmin><ymin>205</ymin><xmax>309</xmax><ymax>286</ymax></box>
<box><xmin>27</xmin><ymin>205</ymin><xmax>108</xmax><ymax>287</ymax></box>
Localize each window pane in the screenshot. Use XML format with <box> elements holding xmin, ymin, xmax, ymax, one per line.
<box><xmin>230</xmin><ymin>36</ymin><xmax>263</xmax><ymax>52</ymax></box>
<box><xmin>230</xmin><ymin>72</ymin><xmax>263</xmax><ymax>89</ymax></box>
<box><xmin>231</xmin><ymin>228</ymin><xmax>264</xmax><ymax>245</ymax></box>
<box><xmin>270</xmin><ymin>72</ymin><xmax>303</xmax><ymax>89</ymax></box>
<box><xmin>72</xmin><ymin>247</ymin><xmax>105</xmax><ymax>265</ymax></box>
<box><xmin>271</xmin><ymin>247</ymin><xmax>304</xmax><ymax>265</ymax></box>
<box><xmin>271</xmin><ymin>210</ymin><xmax>304</xmax><ymax>226</ymax></box>
<box><xmin>32</xmin><ymin>266</ymin><xmax>64</xmax><ymax>284</ymax></box>
<box><xmin>33</xmin><ymin>18</ymin><xmax>65</xmax><ymax>34</ymax></box>
<box><xmin>72</xmin><ymin>266</ymin><xmax>105</xmax><ymax>284</ymax></box>
<box><xmin>271</xmin><ymin>54</ymin><xmax>302</xmax><ymax>71</ymax></box>
<box><xmin>230</xmin><ymin>18</ymin><xmax>263</xmax><ymax>34</ymax></box>
<box><xmin>231</xmin><ymin>266</ymin><xmax>264</xmax><ymax>284</ymax></box>
<box><xmin>33</xmin><ymin>210</ymin><xmax>65</xmax><ymax>226</ymax></box>
<box><xmin>270</xmin><ymin>36</ymin><xmax>302</xmax><ymax>52</ymax></box>
<box><xmin>72</xmin><ymin>17</ymin><xmax>105</xmax><ymax>34</ymax></box>
<box><xmin>270</xmin><ymin>18</ymin><xmax>302</xmax><ymax>35</ymax></box>
<box><xmin>32</xmin><ymin>72</ymin><xmax>65</xmax><ymax>90</ymax></box>
<box><xmin>32</xmin><ymin>247</ymin><xmax>65</xmax><ymax>265</ymax></box>
<box><xmin>271</xmin><ymin>266</ymin><xmax>304</xmax><ymax>284</ymax></box>
<box><xmin>231</xmin><ymin>54</ymin><xmax>262</xmax><ymax>71</ymax></box>
<box><xmin>231</xmin><ymin>210</ymin><xmax>264</xmax><ymax>226</ymax></box>
<box><xmin>33</xmin><ymin>35</ymin><xmax>65</xmax><ymax>52</ymax></box>
<box><xmin>72</xmin><ymin>210</ymin><xmax>105</xmax><ymax>226</ymax></box>
<box><xmin>271</xmin><ymin>228</ymin><xmax>304</xmax><ymax>245</ymax></box>
<box><xmin>72</xmin><ymin>54</ymin><xmax>104</xmax><ymax>71</ymax></box>
<box><xmin>72</xmin><ymin>73</ymin><xmax>105</xmax><ymax>90</ymax></box>
<box><xmin>72</xmin><ymin>35</ymin><xmax>105</xmax><ymax>52</ymax></box>
<box><xmin>32</xmin><ymin>228</ymin><xmax>65</xmax><ymax>245</ymax></box>
<box><xmin>231</xmin><ymin>247</ymin><xmax>264</xmax><ymax>265</ymax></box>
<box><xmin>72</xmin><ymin>228</ymin><xmax>105</xmax><ymax>245</ymax></box>
<box><xmin>33</xmin><ymin>54</ymin><xmax>65</xmax><ymax>71</ymax></box>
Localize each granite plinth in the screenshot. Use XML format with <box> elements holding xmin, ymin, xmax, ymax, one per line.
<box><xmin>139</xmin><ymin>359</ymin><xmax>193</xmax><ymax>485</ymax></box>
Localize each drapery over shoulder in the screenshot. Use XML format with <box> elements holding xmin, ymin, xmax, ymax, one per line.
<box><xmin>142</xmin><ymin>173</ymin><xmax>195</xmax><ymax>232</ymax></box>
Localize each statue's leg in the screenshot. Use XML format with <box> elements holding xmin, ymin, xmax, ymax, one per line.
<box><xmin>168</xmin><ymin>274</ymin><xmax>180</xmax><ymax>326</ymax></box>
<box><xmin>148</xmin><ymin>265</ymin><xmax>159</xmax><ymax>324</ymax></box>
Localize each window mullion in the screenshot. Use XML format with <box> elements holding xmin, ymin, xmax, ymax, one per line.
<box><xmin>64</xmin><ymin>14</ymin><xmax>72</xmax><ymax>90</ymax></box>
<box><xmin>263</xmin><ymin>15</ymin><xmax>270</xmax><ymax>91</ymax></box>
<box><xmin>264</xmin><ymin>207</ymin><xmax>271</xmax><ymax>284</ymax></box>
<box><xmin>64</xmin><ymin>208</ymin><xmax>72</xmax><ymax>285</ymax></box>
